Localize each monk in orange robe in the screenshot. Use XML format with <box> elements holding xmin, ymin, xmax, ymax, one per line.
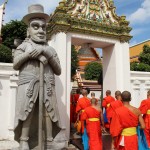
<box><xmin>139</xmin><ymin>90</ymin><xmax>150</xmax><ymax>148</ymax></box>
<box><xmin>108</xmin><ymin>90</ymin><xmax>123</xmax><ymax>122</ymax></box>
<box><xmin>70</xmin><ymin>88</ymin><xmax>80</xmax><ymax>124</ymax></box>
<box><xmin>110</xmin><ymin>91</ymin><xmax>145</xmax><ymax>150</ymax></box>
<box><xmin>76</xmin><ymin>89</ymin><xmax>91</xmax><ymax>133</ymax></box>
<box><xmin>102</xmin><ymin>90</ymin><xmax>115</xmax><ymax>127</ymax></box>
<box><xmin>108</xmin><ymin>91</ymin><xmax>123</xmax><ymax>149</ymax></box>
<box><xmin>81</xmin><ymin>98</ymin><xmax>105</xmax><ymax>150</ymax></box>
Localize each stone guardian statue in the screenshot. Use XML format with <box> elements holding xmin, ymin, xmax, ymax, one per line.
<box><xmin>13</xmin><ymin>4</ymin><xmax>62</xmax><ymax>150</ymax></box>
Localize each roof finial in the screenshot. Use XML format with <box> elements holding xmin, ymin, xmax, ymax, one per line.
<box><xmin>59</xmin><ymin>0</ymin><xmax>66</xmax><ymax>7</ymax></box>
<box><xmin>109</xmin><ymin>0</ymin><xmax>114</xmax><ymax>7</ymax></box>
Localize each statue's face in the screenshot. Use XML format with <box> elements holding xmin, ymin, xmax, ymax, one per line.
<box><xmin>28</xmin><ymin>19</ymin><xmax>46</xmax><ymax>43</ymax></box>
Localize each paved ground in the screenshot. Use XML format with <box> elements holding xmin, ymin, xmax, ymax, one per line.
<box><xmin>0</xmin><ymin>132</ymin><xmax>112</xmax><ymax>150</ymax></box>
<box><xmin>0</xmin><ymin>140</ymin><xmax>19</xmax><ymax>150</ymax></box>
<box><xmin>70</xmin><ymin>133</ymin><xmax>112</xmax><ymax>150</ymax></box>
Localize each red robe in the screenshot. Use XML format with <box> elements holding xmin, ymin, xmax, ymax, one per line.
<box><xmin>139</xmin><ymin>98</ymin><xmax>150</xmax><ymax>147</ymax></box>
<box><xmin>76</xmin><ymin>97</ymin><xmax>91</xmax><ymax>133</ymax></box>
<box><xmin>110</xmin><ymin>106</ymin><xmax>138</xmax><ymax>150</ymax></box>
<box><xmin>102</xmin><ymin>96</ymin><xmax>115</xmax><ymax>124</ymax></box>
<box><xmin>81</xmin><ymin>106</ymin><xmax>102</xmax><ymax>150</ymax></box>
<box><xmin>108</xmin><ymin>100</ymin><xmax>123</xmax><ymax>122</ymax></box>
<box><xmin>70</xmin><ymin>94</ymin><xmax>80</xmax><ymax>123</ymax></box>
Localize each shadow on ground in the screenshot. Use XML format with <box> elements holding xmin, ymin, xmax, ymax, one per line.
<box><xmin>70</xmin><ymin>133</ymin><xmax>112</xmax><ymax>150</ymax></box>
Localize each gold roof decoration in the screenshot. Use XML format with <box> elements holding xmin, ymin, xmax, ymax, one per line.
<box><xmin>67</xmin><ymin>0</ymin><xmax>118</xmax><ymax>25</ymax></box>
<box><xmin>47</xmin><ymin>0</ymin><xmax>132</xmax><ymax>42</ymax></box>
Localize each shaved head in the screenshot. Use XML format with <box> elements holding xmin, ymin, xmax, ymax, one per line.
<box><xmin>91</xmin><ymin>98</ymin><xmax>97</xmax><ymax>105</ymax></box>
<box><xmin>115</xmin><ymin>90</ymin><xmax>121</xmax><ymax>96</ymax></box>
<box><xmin>115</xmin><ymin>90</ymin><xmax>122</xmax><ymax>100</ymax></box>
<box><xmin>106</xmin><ymin>90</ymin><xmax>111</xmax><ymax>96</ymax></box>
<box><xmin>121</xmin><ymin>91</ymin><xmax>131</xmax><ymax>102</ymax></box>
<box><xmin>82</xmin><ymin>89</ymin><xmax>88</xmax><ymax>96</ymax></box>
<box><xmin>91</xmin><ymin>92</ymin><xmax>95</xmax><ymax>97</ymax></box>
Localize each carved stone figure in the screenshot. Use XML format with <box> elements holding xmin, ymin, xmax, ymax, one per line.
<box><xmin>13</xmin><ymin>4</ymin><xmax>62</xmax><ymax>150</ymax></box>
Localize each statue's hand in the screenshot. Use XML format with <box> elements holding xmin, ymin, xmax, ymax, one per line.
<box><xmin>43</xmin><ymin>46</ymin><xmax>53</xmax><ymax>58</ymax></box>
<box><xmin>29</xmin><ymin>48</ymin><xmax>43</xmax><ymax>58</ymax></box>
<box><xmin>38</xmin><ymin>55</ymin><xmax>48</xmax><ymax>65</ymax></box>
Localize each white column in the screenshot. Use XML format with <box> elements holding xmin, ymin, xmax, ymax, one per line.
<box><xmin>103</xmin><ymin>41</ymin><xmax>130</xmax><ymax>96</ymax></box>
<box><xmin>49</xmin><ymin>32</ymin><xmax>71</xmax><ymax>139</ymax></box>
<box><xmin>8</xmin><ymin>75</ymin><xmax>18</xmax><ymax>140</ymax></box>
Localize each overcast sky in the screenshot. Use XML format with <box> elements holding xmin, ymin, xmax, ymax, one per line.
<box><xmin>0</xmin><ymin>0</ymin><xmax>150</xmax><ymax>47</ymax></box>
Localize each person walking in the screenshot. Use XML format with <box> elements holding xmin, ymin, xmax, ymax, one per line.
<box><xmin>76</xmin><ymin>89</ymin><xmax>91</xmax><ymax>134</ymax></box>
<box><xmin>81</xmin><ymin>98</ymin><xmax>105</xmax><ymax>150</ymax></box>
<box><xmin>102</xmin><ymin>90</ymin><xmax>115</xmax><ymax>128</ymax></box>
<box><xmin>110</xmin><ymin>91</ymin><xmax>145</xmax><ymax>150</ymax></box>
<box><xmin>139</xmin><ymin>90</ymin><xmax>150</xmax><ymax>148</ymax></box>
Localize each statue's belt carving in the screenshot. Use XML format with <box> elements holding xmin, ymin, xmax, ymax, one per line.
<box><xmin>18</xmin><ymin>72</ymin><xmax>55</xmax><ymax>98</ymax></box>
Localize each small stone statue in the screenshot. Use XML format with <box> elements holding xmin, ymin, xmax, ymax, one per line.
<box><xmin>13</xmin><ymin>4</ymin><xmax>62</xmax><ymax>150</ymax></box>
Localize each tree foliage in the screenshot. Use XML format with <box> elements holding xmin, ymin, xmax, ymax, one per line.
<box><xmin>0</xmin><ymin>20</ymin><xmax>27</xmax><ymax>63</ymax></box>
<box><xmin>71</xmin><ymin>45</ymin><xmax>79</xmax><ymax>79</ymax></box>
<box><xmin>84</xmin><ymin>61</ymin><xmax>102</xmax><ymax>80</ymax></box>
<box><xmin>130</xmin><ymin>62</ymin><xmax>150</xmax><ymax>72</ymax></box>
<box><xmin>138</xmin><ymin>45</ymin><xmax>150</xmax><ymax>65</ymax></box>
<box><xmin>130</xmin><ymin>45</ymin><xmax>150</xmax><ymax>72</ymax></box>
<box><xmin>0</xmin><ymin>44</ymin><xmax>12</xmax><ymax>63</ymax></box>
<box><xmin>1</xmin><ymin>20</ymin><xmax>27</xmax><ymax>49</ymax></box>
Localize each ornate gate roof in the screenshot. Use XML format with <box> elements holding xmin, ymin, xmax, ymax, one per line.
<box><xmin>47</xmin><ymin>0</ymin><xmax>132</xmax><ymax>42</ymax></box>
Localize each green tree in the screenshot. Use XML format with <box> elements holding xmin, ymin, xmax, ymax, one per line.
<box><xmin>0</xmin><ymin>44</ymin><xmax>12</xmax><ymax>63</ymax></box>
<box><xmin>1</xmin><ymin>20</ymin><xmax>27</xmax><ymax>49</ymax></box>
<box><xmin>130</xmin><ymin>62</ymin><xmax>150</xmax><ymax>72</ymax></box>
<box><xmin>84</xmin><ymin>61</ymin><xmax>102</xmax><ymax>80</ymax></box>
<box><xmin>138</xmin><ymin>45</ymin><xmax>150</xmax><ymax>65</ymax></box>
<box><xmin>0</xmin><ymin>20</ymin><xmax>27</xmax><ymax>63</ymax></box>
<box><xmin>71</xmin><ymin>45</ymin><xmax>79</xmax><ymax>79</ymax></box>
<box><xmin>130</xmin><ymin>45</ymin><xmax>150</xmax><ymax>72</ymax></box>
<box><xmin>130</xmin><ymin>61</ymin><xmax>138</xmax><ymax>71</ymax></box>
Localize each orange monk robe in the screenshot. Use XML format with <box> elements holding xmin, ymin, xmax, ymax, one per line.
<box><xmin>76</xmin><ymin>97</ymin><xmax>91</xmax><ymax>133</ymax></box>
<box><xmin>110</xmin><ymin>106</ymin><xmax>139</xmax><ymax>150</ymax></box>
<box><xmin>107</xmin><ymin>100</ymin><xmax>123</xmax><ymax>122</ymax></box>
<box><xmin>102</xmin><ymin>96</ymin><xmax>115</xmax><ymax>123</ymax></box>
<box><xmin>81</xmin><ymin>107</ymin><xmax>102</xmax><ymax>150</ymax></box>
<box><xmin>70</xmin><ymin>94</ymin><xmax>80</xmax><ymax>123</ymax></box>
<box><xmin>139</xmin><ymin>98</ymin><xmax>150</xmax><ymax>147</ymax></box>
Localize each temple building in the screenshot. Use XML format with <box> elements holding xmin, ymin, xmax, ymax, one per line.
<box><xmin>130</xmin><ymin>39</ymin><xmax>150</xmax><ymax>62</ymax></box>
<box><xmin>76</xmin><ymin>44</ymin><xmax>101</xmax><ymax>71</ymax></box>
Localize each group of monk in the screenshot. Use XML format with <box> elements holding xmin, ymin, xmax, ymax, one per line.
<box><xmin>70</xmin><ymin>88</ymin><xmax>150</xmax><ymax>150</ymax></box>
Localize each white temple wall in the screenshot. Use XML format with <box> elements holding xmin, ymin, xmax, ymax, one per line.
<box><xmin>130</xmin><ymin>71</ymin><xmax>150</xmax><ymax>107</ymax></box>
<box><xmin>0</xmin><ymin>63</ymin><xmax>18</xmax><ymax>140</ymax></box>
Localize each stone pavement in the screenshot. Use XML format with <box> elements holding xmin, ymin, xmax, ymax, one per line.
<box><xmin>0</xmin><ymin>132</ymin><xmax>111</xmax><ymax>150</ymax></box>
<box><xmin>0</xmin><ymin>141</ymin><xmax>77</xmax><ymax>150</ymax></box>
<box><xmin>70</xmin><ymin>132</ymin><xmax>112</xmax><ymax>150</ymax></box>
<box><xmin>0</xmin><ymin>140</ymin><xmax>19</xmax><ymax>150</ymax></box>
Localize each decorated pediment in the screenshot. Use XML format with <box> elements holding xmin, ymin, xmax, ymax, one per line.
<box><xmin>66</xmin><ymin>0</ymin><xmax>118</xmax><ymax>25</ymax></box>
<box><xmin>47</xmin><ymin>0</ymin><xmax>132</xmax><ymax>42</ymax></box>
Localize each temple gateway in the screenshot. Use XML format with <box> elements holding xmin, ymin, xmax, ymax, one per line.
<box><xmin>47</xmin><ymin>0</ymin><xmax>132</xmax><ymax>138</ymax></box>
